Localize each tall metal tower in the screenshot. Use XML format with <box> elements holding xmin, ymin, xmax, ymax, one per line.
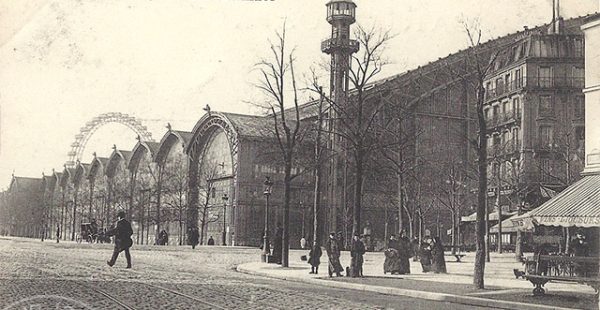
<box><xmin>321</xmin><ymin>0</ymin><xmax>359</xmax><ymax>234</ymax></box>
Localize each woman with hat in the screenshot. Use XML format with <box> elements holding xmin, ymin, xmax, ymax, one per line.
<box><xmin>325</xmin><ymin>232</ymin><xmax>344</xmax><ymax>277</ymax></box>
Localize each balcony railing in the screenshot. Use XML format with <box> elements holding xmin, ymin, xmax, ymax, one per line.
<box><xmin>485</xmin><ymin>77</ymin><xmax>584</xmax><ymax>101</ymax></box>
<box><xmin>486</xmin><ymin>112</ymin><xmax>521</xmax><ymax>129</ymax></box>
<box><xmin>485</xmin><ymin>78</ymin><xmax>524</xmax><ymax>101</ymax></box>
<box><xmin>321</xmin><ymin>38</ymin><xmax>359</xmax><ymax>54</ymax></box>
<box><xmin>528</xmin><ymin>77</ymin><xmax>585</xmax><ymax>89</ymax></box>
<box><xmin>487</xmin><ymin>142</ymin><xmax>520</xmax><ymax>158</ymax></box>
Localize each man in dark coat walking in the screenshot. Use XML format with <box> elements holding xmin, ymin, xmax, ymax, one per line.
<box><xmin>105</xmin><ymin>211</ymin><xmax>133</xmax><ymax>268</ymax></box>
<box><xmin>189</xmin><ymin>227</ymin><xmax>200</xmax><ymax>249</ymax></box>
<box><xmin>56</xmin><ymin>224</ymin><xmax>60</xmax><ymax>243</ymax></box>
<box><xmin>350</xmin><ymin>233</ymin><xmax>366</xmax><ymax>277</ymax></box>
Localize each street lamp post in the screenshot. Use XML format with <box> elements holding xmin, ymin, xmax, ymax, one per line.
<box><xmin>222</xmin><ymin>193</ymin><xmax>229</xmax><ymax>246</ymax></box>
<box><xmin>262</xmin><ymin>176</ymin><xmax>273</xmax><ymax>262</ymax></box>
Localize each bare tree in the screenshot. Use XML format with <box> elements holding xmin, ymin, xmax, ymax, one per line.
<box><xmin>255</xmin><ymin>24</ymin><xmax>303</xmax><ymax>267</ymax></box>
<box><xmin>436</xmin><ymin>160</ymin><xmax>470</xmax><ymax>254</ymax></box>
<box><xmin>163</xmin><ymin>153</ymin><xmax>188</xmax><ymax>245</ymax></box>
<box><xmin>443</xmin><ymin>19</ymin><xmax>499</xmax><ymax>288</ymax></box>
<box><xmin>197</xmin><ymin>164</ymin><xmax>222</xmax><ymax>245</ymax></box>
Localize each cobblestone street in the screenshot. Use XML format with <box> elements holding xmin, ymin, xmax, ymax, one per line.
<box><xmin>0</xmin><ymin>237</ymin><xmax>489</xmax><ymax>309</ymax></box>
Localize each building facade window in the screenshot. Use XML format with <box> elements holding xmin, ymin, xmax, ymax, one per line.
<box><xmin>540</xmin><ymin>158</ymin><xmax>552</xmax><ymax>182</ymax></box>
<box><xmin>574</xmin><ymin>96</ymin><xmax>585</xmax><ymax>118</ymax></box>
<box><xmin>496</xmin><ymin>77</ymin><xmax>504</xmax><ymax>94</ymax></box>
<box><xmin>513</xmin><ymin>127</ymin><xmax>520</xmax><ymax>149</ymax></box>
<box><xmin>515</xmin><ymin>69</ymin><xmax>523</xmax><ymax>88</ymax></box>
<box><xmin>574</xmin><ymin>38</ymin><xmax>583</xmax><ymax>57</ymax></box>
<box><xmin>492</xmin><ymin>105</ymin><xmax>499</xmax><ymax>121</ymax></box>
<box><xmin>539</xmin><ymin>95</ymin><xmax>553</xmax><ymax>116</ymax></box>
<box><xmin>573</xmin><ymin>67</ymin><xmax>585</xmax><ymax>88</ymax></box>
<box><xmin>575</xmin><ymin>126</ymin><xmax>585</xmax><ymax>151</ymax></box>
<box><xmin>539</xmin><ymin>125</ymin><xmax>553</xmax><ymax>147</ymax></box>
<box><xmin>539</xmin><ymin>67</ymin><xmax>553</xmax><ymax>87</ymax></box>
<box><xmin>513</xmin><ymin>97</ymin><xmax>521</xmax><ymax>118</ymax></box>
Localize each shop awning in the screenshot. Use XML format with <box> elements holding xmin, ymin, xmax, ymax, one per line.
<box><xmin>490</xmin><ymin>215</ymin><xmax>519</xmax><ymax>233</ymax></box>
<box><xmin>514</xmin><ymin>175</ymin><xmax>600</xmax><ymax>228</ymax></box>
<box><xmin>461</xmin><ymin>210</ymin><xmax>517</xmax><ymax>223</ymax></box>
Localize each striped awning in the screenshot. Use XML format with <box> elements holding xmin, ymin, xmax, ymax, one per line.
<box><xmin>515</xmin><ymin>175</ymin><xmax>600</xmax><ymax>228</ymax></box>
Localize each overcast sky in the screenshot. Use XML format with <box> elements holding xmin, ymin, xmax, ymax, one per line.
<box><xmin>0</xmin><ymin>0</ymin><xmax>597</xmax><ymax>188</ymax></box>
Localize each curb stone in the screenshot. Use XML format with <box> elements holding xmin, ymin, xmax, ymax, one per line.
<box><xmin>236</xmin><ymin>263</ymin><xmax>578</xmax><ymax>310</ymax></box>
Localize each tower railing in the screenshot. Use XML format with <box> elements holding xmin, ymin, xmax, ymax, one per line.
<box><xmin>321</xmin><ymin>38</ymin><xmax>359</xmax><ymax>54</ymax></box>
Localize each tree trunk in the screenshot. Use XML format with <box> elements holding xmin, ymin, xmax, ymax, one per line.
<box><xmin>473</xmin><ymin>85</ymin><xmax>488</xmax><ymax>289</ymax></box>
<box><xmin>451</xmin><ymin>210</ymin><xmax>457</xmax><ymax>255</ymax></box>
<box><xmin>352</xmin><ymin>153</ymin><xmax>364</xmax><ymax>236</ymax></box>
<box><xmin>187</xmin><ymin>157</ymin><xmax>199</xmax><ymax>245</ymax></box>
<box><xmin>281</xmin><ymin>159</ymin><xmax>292</xmax><ymax>267</ymax></box>
<box><xmin>71</xmin><ymin>188</ymin><xmax>78</xmax><ymax>241</ymax></box>
<box><xmin>313</xmin><ymin>93</ymin><xmax>324</xmax><ymax>245</ymax></box>
<box><xmin>155</xmin><ymin>167</ymin><xmax>163</xmax><ymax>244</ymax></box>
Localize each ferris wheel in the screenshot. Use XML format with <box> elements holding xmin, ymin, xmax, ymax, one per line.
<box><xmin>66</xmin><ymin>112</ymin><xmax>154</xmax><ymax>167</ymax></box>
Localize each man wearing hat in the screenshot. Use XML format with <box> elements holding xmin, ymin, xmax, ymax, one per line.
<box><xmin>350</xmin><ymin>233</ymin><xmax>366</xmax><ymax>277</ymax></box>
<box><xmin>325</xmin><ymin>232</ymin><xmax>344</xmax><ymax>277</ymax></box>
<box><xmin>105</xmin><ymin>210</ymin><xmax>133</xmax><ymax>268</ymax></box>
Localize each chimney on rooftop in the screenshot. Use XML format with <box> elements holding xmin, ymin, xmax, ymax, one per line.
<box><xmin>549</xmin><ymin>0</ymin><xmax>564</xmax><ymax>34</ymax></box>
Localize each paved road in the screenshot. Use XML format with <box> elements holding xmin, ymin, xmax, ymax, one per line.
<box><xmin>0</xmin><ymin>237</ymin><xmax>489</xmax><ymax>309</ymax></box>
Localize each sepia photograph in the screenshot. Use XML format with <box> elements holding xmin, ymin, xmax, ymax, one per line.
<box><xmin>0</xmin><ymin>0</ymin><xmax>599</xmax><ymax>309</ymax></box>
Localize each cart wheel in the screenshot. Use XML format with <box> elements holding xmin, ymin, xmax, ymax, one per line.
<box><xmin>533</xmin><ymin>286</ymin><xmax>545</xmax><ymax>296</ymax></box>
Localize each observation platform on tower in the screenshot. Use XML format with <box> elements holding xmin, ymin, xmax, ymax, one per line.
<box><xmin>321</xmin><ymin>38</ymin><xmax>359</xmax><ymax>54</ymax></box>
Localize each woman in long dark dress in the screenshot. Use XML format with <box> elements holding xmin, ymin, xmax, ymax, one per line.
<box><xmin>398</xmin><ymin>234</ymin><xmax>411</xmax><ymax>274</ymax></box>
<box><xmin>430</xmin><ymin>236</ymin><xmax>447</xmax><ymax>273</ymax></box>
<box><xmin>384</xmin><ymin>235</ymin><xmax>402</xmax><ymax>274</ymax></box>
<box><xmin>419</xmin><ymin>239</ymin><xmax>432</xmax><ymax>273</ymax></box>
<box><xmin>308</xmin><ymin>241</ymin><xmax>322</xmax><ymax>274</ymax></box>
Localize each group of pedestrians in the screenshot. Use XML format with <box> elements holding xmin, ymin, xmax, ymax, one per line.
<box><xmin>306</xmin><ymin>231</ymin><xmax>447</xmax><ymax>278</ymax></box>
<box><xmin>417</xmin><ymin>236</ymin><xmax>447</xmax><ymax>273</ymax></box>
<box><xmin>384</xmin><ymin>233</ymin><xmax>412</xmax><ymax>274</ymax></box>
<box><xmin>307</xmin><ymin>232</ymin><xmax>367</xmax><ymax>278</ymax></box>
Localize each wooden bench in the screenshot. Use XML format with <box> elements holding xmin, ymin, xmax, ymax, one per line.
<box><xmin>520</xmin><ymin>253</ymin><xmax>599</xmax><ymax>296</ymax></box>
<box><xmin>445</xmin><ymin>253</ymin><xmax>466</xmax><ymax>262</ymax></box>
<box><xmin>443</xmin><ymin>245</ymin><xmax>466</xmax><ymax>262</ymax></box>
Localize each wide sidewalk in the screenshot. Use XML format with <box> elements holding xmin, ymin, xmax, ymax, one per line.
<box><xmin>237</xmin><ymin>249</ymin><xmax>599</xmax><ymax>310</ymax></box>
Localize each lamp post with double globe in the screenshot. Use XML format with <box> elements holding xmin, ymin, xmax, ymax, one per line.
<box><xmin>222</xmin><ymin>193</ymin><xmax>228</xmax><ymax>246</ymax></box>
<box><xmin>262</xmin><ymin>177</ymin><xmax>273</xmax><ymax>262</ymax></box>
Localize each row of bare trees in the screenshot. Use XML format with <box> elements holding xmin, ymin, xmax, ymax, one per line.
<box><xmin>251</xmin><ymin>15</ymin><xmax>517</xmax><ymax>290</ymax></box>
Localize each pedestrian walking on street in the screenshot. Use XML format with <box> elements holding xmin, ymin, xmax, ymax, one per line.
<box><xmin>308</xmin><ymin>241</ymin><xmax>322</xmax><ymax>274</ymax></box>
<box><xmin>300</xmin><ymin>236</ymin><xmax>307</xmax><ymax>250</ymax></box>
<box><xmin>189</xmin><ymin>227</ymin><xmax>199</xmax><ymax>249</ymax></box>
<box><xmin>384</xmin><ymin>234</ymin><xmax>401</xmax><ymax>274</ymax></box>
<box><xmin>207</xmin><ymin>236</ymin><xmax>215</xmax><ymax>245</ymax></box>
<box><xmin>350</xmin><ymin>233</ymin><xmax>365</xmax><ymax>277</ymax></box>
<box><xmin>105</xmin><ymin>211</ymin><xmax>133</xmax><ymax>269</ymax></box>
<box><xmin>325</xmin><ymin>232</ymin><xmax>344</xmax><ymax>277</ymax></box>
<box><xmin>398</xmin><ymin>232</ymin><xmax>412</xmax><ymax>274</ymax></box>
<box><xmin>272</xmin><ymin>223</ymin><xmax>283</xmax><ymax>264</ymax></box>
<box><xmin>56</xmin><ymin>224</ymin><xmax>60</xmax><ymax>244</ymax></box>
<box><xmin>419</xmin><ymin>237</ymin><xmax>433</xmax><ymax>273</ymax></box>
<box><xmin>430</xmin><ymin>236</ymin><xmax>447</xmax><ymax>273</ymax></box>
